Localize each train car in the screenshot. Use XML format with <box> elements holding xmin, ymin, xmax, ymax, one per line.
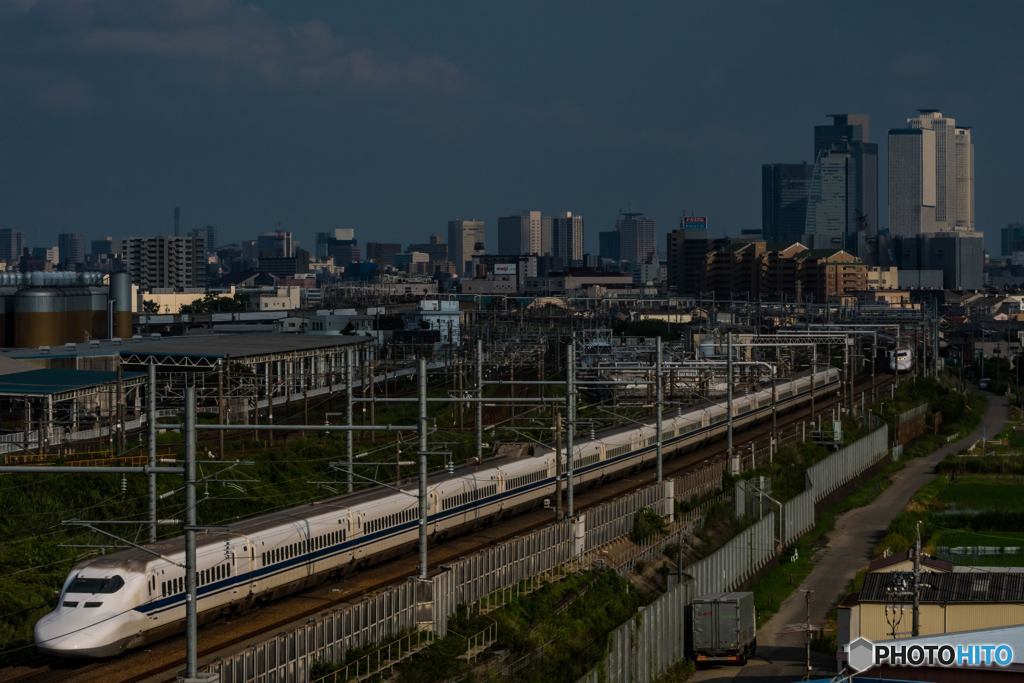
<box><xmin>889</xmin><ymin>348</ymin><xmax>913</xmax><ymax>373</ymax></box>
<box><xmin>35</xmin><ymin>367</ymin><xmax>840</xmax><ymax>658</ymax></box>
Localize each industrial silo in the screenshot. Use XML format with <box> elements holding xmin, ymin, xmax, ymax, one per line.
<box><xmin>109</xmin><ymin>271</ymin><xmax>132</xmax><ymax>338</ymax></box>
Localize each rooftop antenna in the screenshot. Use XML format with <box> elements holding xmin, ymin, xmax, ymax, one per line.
<box><xmin>173</xmin><ymin>207</ymin><xmax>180</xmax><ymax>237</ymax></box>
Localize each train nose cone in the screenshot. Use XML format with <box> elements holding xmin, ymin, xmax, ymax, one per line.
<box><xmin>34</xmin><ymin>608</ymin><xmax>130</xmax><ymax>658</ymax></box>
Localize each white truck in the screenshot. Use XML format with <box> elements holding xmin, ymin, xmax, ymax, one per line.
<box><xmin>691</xmin><ymin>591</ymin><xmax>757</xmax><ymax>665</ymax></box>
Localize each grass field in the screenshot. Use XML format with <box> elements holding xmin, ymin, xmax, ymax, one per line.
<box><xmin>936</xmin><ymin>474</ymin><xmax>1024</xmax><ymax>512</ymax></box>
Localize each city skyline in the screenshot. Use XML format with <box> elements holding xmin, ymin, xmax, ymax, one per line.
<box><xmin>0</xmin><ymin>2</ymin><xmax>1020</xmax><ymax>254</ymax></box>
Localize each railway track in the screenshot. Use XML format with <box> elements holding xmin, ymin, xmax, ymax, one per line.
<box><xmin>5</xmin><ymin>373</ymin><xmax>895</xmax><ymax>683</ymax></box>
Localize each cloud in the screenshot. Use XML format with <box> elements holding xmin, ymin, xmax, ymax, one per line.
<box><xmin>0</xmin><ymin>0</ymin><xmax>467</xmax><ymax>113</ymax></box>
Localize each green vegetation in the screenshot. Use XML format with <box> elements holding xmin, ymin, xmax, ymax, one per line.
<box><xmin>631</xmin><ymin>507</ymin><xmax>668</xmax><ymax>543</ymax></box>
<box><xmin>313</xmin><ymin>571</ymin><xmax>650</xmax><ymax>683</ymax></box>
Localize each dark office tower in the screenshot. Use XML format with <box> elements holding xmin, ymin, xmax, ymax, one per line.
<box><xmin>667</xmin><ymin>216</ymin><xmax>711</xmax><ymax>296</ymax></box>
<box><xmin>615</xmin><ymin>211</ymin><xmax>656</xmax><ymax>270</ymax></box>
<box><xmin>598</xmin><ymin>230</ymin><xmax>620</xmax><ymax>264</ymax></box>
<box><xmin>91</xmin><ymin>237</ymin><xmax>113</xmax><ymax>256</ymax></box>
<box><xmin>203</xmin><ymin>225</ymin><xmax>217</xmax><ymax>252</ymax></box>
<box><xmin>497</xmin><ymin>211</ymin><xmax>543</xmax><ymax>255</ymax></box>
<box><xmin>365</xmin><ymin>242</ymin><xmax>402</xmax><ymax>267</ymax></box>
<box><xmin>0</xmin><ymin>228</ymin><xmax>24</xmax><ymax>262</ymax></box>
<box><xmin>447</xmin><ymin>219</ymin><xmax>485</xmax><ymax>275</ymax></box>
<box><xmin>257</xmin><ymin>230</ymin><xmax>295</xmax><ymax>258</ymax></box>
<box><xmin>551</xmin><ymin>212</ymin><xmax>585</xmax><ymax>265</ymax></box>
<box><xmin>1003</xmin><ymin>223</ymin><xmax>1024</xmax><ymax>256</ymax></box>
<box><xmin>58</xmin><ymin>232</ymin><xmax>85</xmax><ymax>267</ymax></box>
<box><xmin>762</xmin><ymin>163</ymin><xmax>812</xmax><ymax>247</ymax></box>
<box><xmin>190</xmin><ymin>226</ymin><xmax>217</xmax><ymax>255</ymax></box>
<box><xmin>811</xmin><ymin>114</ymin><xmax>879</xmax><ymax>263</ymax></box>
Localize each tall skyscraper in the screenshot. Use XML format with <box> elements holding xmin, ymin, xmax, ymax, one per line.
<box><xmin>804</xmin><ymin>148</ymin><xmax>850</xmax><ymax>251</ymax></box>
<box><xmin>58</xmin><ymin>232</ymin><xmax>85</xmax><ymax>267</ymax></box>
<box><xmin>893</xmin><ymin>109</ymin><xmax>975</xmax><ymax>233</ymax></box>
<box><xmin>551</xmin><ymin>212</ymin><xmax>585</xmax><ymax>264</ymax></box>
<box><xmin>888</xmin><ymin>126</ymin><xmax>936</xmax><ymax>237</ymax></box>
<box><xmin>598</xmin><ymin>230</ymin><xmax>620</xmax><ymax>265</ymax></box>
<box><xmin>447</xmin><ymin>219</ymin><xmax>485</xmax><ymax>275</ymax></box>
<box><xmin>0</xmin><ymin>228</ymin><xmax>24</xmax><ymax>263</ymax></box>
<box><xmin>762</xmin><ymin>163</ymin><xmax>812</xmax><ymax>247</ymax></box>
<box><xmin>955</xmin><ymin>127</ymin><xmax>975</xmax><ymax>230</ymax></box>
<box><xmin>807</xmin><ymin>114</ymin><xmax>879</xmax><ymax>260</ymax></box>
<box><xmin>615</xmin><ymin>211</ymin><xmax>656</xmax><ymax>269</ymax></box>
<box><xmin>497</xmin><ymin>211</ymin><xmax>543</xmax><ymax>255</ymax></box>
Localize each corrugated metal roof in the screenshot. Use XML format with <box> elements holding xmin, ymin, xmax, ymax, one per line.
<box><xmin>0</xmin><ymin>333</ymin><xmax>369</xmax><ymax>361</ymax></box>
<box><xmin>0</xmin><ymin>369</ymin><xmax>144</xmax><ymax>396</ymax></box>
<box><xmin>860</xmin><ymin>571</ymin><xmax>1024</xmax><ymax>604</ymax></box>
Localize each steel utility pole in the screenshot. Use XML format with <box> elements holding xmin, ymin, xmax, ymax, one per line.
<box><xmin>727</xmin><ymin>332</ymin><xmax>736</xmax><ymax>475</ymax></box>
<box><xmin>148</xmin><ymin>362</ymin><xmax>158</xmax><ymax>543</ymax></box>
<box><xmin>567</xmin><ymin>338</ymin><xmax>576</xmax><ymax>517</ymax></box>
<box><xmin>802</xmin><ymin>588</ymin><xmax>814</xmax><ymax>679</ymax></box>
<box><xmin>417</xmin><ymin>357</ymin><xmax>428</xmax><ymax>580</ymax></box>
<box><xmin>655</xmin><ymin>336</ymin><xmax>664</xmax><ymax>482</ymax></box>
<box><xmin>184</xmin><ymin>386</ymin><xmax>199</xmax><ymax>680</ymax></box>
<box><xmin>554</xmin><ymin>410</ymin><xmax>563</xmax><ymax>521</ymax></box>
<box><xmin>476</xmin><ymin>338</ymin><xmax>483</xmax><ymax>463</ymax></box>
<box><xmin>912</xmin><ymin>521</ymin><xmax>921</xmax><ymax>637</ymax></box>
<box><xmin>346</xmin><ymin>349</ymin><xmax>354</xmax><ymax>493</ymax></box>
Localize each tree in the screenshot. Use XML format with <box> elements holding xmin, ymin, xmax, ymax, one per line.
<box><xmin>142</xmin><ymin>299</ymin><xmax>160</xmax><ymax>315</ymax></box>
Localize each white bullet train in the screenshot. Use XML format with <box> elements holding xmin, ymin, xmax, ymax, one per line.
<box><xmin>35</xmin><ymin>368</ymin><xmax>840</xmax><ymax>658</ymax></box>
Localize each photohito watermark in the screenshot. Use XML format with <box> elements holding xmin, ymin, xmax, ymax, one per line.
<box><xmin>847</xmin><ymin>637</ymin><xmax>1014</xmax><ymax>673</ymax></box>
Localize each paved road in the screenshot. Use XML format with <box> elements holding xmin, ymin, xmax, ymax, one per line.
<box><xmin>692</xmin><ymin>394</ymin><xmax>1008</xmax><ymax>683</ymax></box>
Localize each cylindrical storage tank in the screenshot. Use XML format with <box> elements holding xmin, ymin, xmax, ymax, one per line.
<box><xmin>14</xmin><ymin>288</ymin><xmax>65</xmax><ymax>348</ymax></box>
<box><xmin>65</xmin><ymin>287</ymin><xmax>95</xmax><ymax>344</ymax></box>
<box><xmin>89</xmin><ymin>287</ymin><xmax>108</xmax><ymax>341</ymax></box>
<box><xmin>109</xmin><ymin>271</ymin><xmax>132</xmax><ymax>339</ymax></box>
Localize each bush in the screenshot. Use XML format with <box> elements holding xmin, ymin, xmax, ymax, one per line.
<box><xmin>631</xmin><ymin>508</ymin><xmax>667</xmax><ymax>543</ymax></box>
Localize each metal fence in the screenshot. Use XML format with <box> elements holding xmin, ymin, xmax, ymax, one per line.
<box><xmin>584</xmin><ymin>482</ymin><xmax>670</xmax><ymax>552</ymax></box>
<box><xmin>805</xmin><ymin>424</ymin><xmax>888</xmax><ymax>502</ymax></box>
<box><xmin>685</xmin><ymin>512</ymin><xmax>776</xmax><ymax>597</ymax></box>
<box><xmin>670</xmin><ymin>460</ymin><xmax>725</xmax><ymax>504</ymax></box>
<box><xmin>577</xmin><ymin>579</ymin><xmax>694</xmax><ymax>683</ymax></box>
<box><xmin>782</xmin><ymin>487</ymin><xmax>815</xmax><ymax>546</ymax></box>
<box><xmin>898</xmin><ymin>403</ymin><xmax>928</xmax><ymax>425</ymax></box>
<box><xmin>210</xmin><ymin>579</ymin><xmax>419</xmax><ymax>683</ymax></box>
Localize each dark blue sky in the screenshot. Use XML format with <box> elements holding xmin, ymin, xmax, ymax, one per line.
<box><xmin>1</xmin><ymin>0</ymin><xmax>1020</xmax><ymax>253</ymax></box>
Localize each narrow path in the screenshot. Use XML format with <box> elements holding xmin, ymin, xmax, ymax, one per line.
<box><xmin>693</xmin><ymin>393</ymin><xmax>1007</xmax><ymax>682</ymax></box>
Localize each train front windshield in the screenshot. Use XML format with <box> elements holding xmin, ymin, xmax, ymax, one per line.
<box><xmin>66</xmin><ymin>575</ymin><xmax>125</xmax><ymax>594</ymax></box>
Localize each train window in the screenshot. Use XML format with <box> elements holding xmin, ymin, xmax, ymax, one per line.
<box><xmin>67</xmin><ymin>575</ymin><xmax>125</xmax><ymax>594</ymax></box>
<box><xmin>63</xmin><ymin>601</ymin><xmax>78</xmax><ymax>607</ymax></box>
<box><xmin>83</xmin><ymin>601</ymin><xmax>102</xmax><ymax>608</ymax></box>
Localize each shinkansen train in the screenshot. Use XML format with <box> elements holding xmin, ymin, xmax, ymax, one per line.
<box><xmin>35</xmin><ymin>368</ymin><xmax>840</xmax><ymax>658</ymax></box>
<box><xmin>889</xmin><ymin>348</ymin><xmax>913</xmax><ymax>373</ymax></box>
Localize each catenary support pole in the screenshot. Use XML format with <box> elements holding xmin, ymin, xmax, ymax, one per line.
<box><xmin>655</xmin><ymin>336</ymin><xmax>664</xmax><ymax>482</ymax></box>
<box><xmin>184</xmin><ymin>386</ymin><xmax>198</xmax><ymax>680</ymax></box>
<box><xmin>148</xmin><ymin>362</ymin><xmax>157</xmax><ymax>543</ymax></box>
<box><xmin>476</xmin><ymin>338</ymin><xmax>483</xmax><ymax>463</ymax></box>
<box><xmin>346</xmin><ymin>349</ymin><xmax>354</xmax><ymax>493</ymax></box>
<box><xmin>727</xmin><ymin>332</ymin><xmax>735</xmax><ymax>474</ymax></box>
<box><xmin>567</xmin><ymin>338</ymin><xmax>576</xmax><ymax>517</ymax></box>
<box><xmin>417</xmin><ymin>357</ymin><xmax>428</xmax><ymax>580</ymax></box>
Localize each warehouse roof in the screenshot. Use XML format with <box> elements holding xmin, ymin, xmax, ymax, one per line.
<box><xmin>860</xmin><ymin>571</ymin><xmax>1024</xmax><ymax>604</ymax></box>
<box><xmin>0</xmin><ymin>369</ymin><xmax>144</xmax><ymax>396</ymax></box>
